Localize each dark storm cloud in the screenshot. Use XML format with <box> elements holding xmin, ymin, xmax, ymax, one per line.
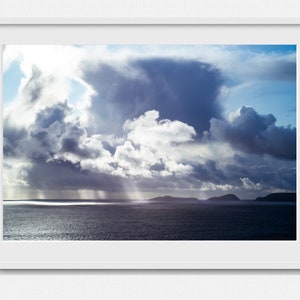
<box><xmin>3</xmin><ymin>121</ymin><xmax>27</xmax><ymax>157</ymax></box>
<box><xmin>4</xmin><ymin>102</ymin><xmax>88</xmax><ymax>162</ymax></box>
<box><xmin>60</xmin><ymin>123</ymin><xmax>88</xmax><ymax>156</ymax></box>
<box><xmin>35</xmin><ymin>101</ymin><xmax>70</xmax><ymax>128</ymax></box>
<box><xmin>208</xmin><ymin>106</ymin><xmax>296</xmax><ymax>160</ymax></box>
<box><xmin>224</xmin><ymin>154</ymin><xmax>296</xmax><ymax>191</ymax></box>
<box><xmin>25</xmin><ymin>159</ymin><xmax>124</xmax><ymax>191</ymax></box>
<box><xmin>23</xmin><ymin>65</ymin><xmax>53</xmax><ymax>103</ymax></box>
<box><xmin>83</xmin><ymin>58</ymin><xmax>223</xmax><ymax>136</ymax></box>
<box><xmin>21</xmin><ymin>102</ymin><xmax>71</xmax><ymax>161</ymax></box>
<box><xmin>192</xmin><ymin>160</ymin><xmax>227</xmax><ymax>184</ymax></box>
<box><xmin>4</xmin><ymin>101</ymin><xmax>125</xmax><ymax>192</ymax></box>
<box><xmin>29</xmin><ymin>102</ymin><xmax>101</xmax><ymax>162</ymax></box>
<box><xmin>189</xmin><ymin>153</ymin><xmax>296</xmax><ymax>195</ymax></box>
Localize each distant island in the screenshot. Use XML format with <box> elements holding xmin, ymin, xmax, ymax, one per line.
<box><xmin>147</xmin><ymin>192</ymin><xmax>296</xmax><ymax>203</ymax></box>
<box><xmin>148</xmin><ymin>195</ymin><xmax>199</xmax><ymax>202</ymax></box>
<box><xmin>256</xmin><ymin>193</ymin><xmax>296</xmax><ymax>202</ymax></box>
<box><xmin>207</xmin><ymin>194</ymin><xmax>240</xmax><ymax>201</ymax></box>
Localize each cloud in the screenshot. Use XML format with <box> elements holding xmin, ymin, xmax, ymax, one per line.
<box><xmin>200</xmin><ymin>182</ymin><xmax>237</xmax><ymax>192</ymax></box>
<box><xmin>240</xmin><ymin>177</ymin><xmax>262</xmax><ymax>191</ymax></box>
<box><xmin>224</xmin><ymin>154</ymin><xmax>296</xmax><ymax>193</ymax></box>
<box><xmin>3</xmin><ymin>123</ymin><xmax>27</xmax><ymax>157</ymax></box>
<box><xmin>3</xmin><ymin>45</ymin><xmax>296</xmax><ymax>200</ymax></box>
<box><xmin>22</xmin><ymin>65</ymin><xmax>51</xmax><ymax>104</ymax></box>
<box><xmin>4</xmin><ymin>101</ymin><xmax>296</xmax><ymax>200</ymax></box>
<box><xmin>197</xmin><ymin>46</ymin><xmax>296</xmax><ymax>84</ymax></box>
<box><xmin>83</xmin><ymin>58</ymin><xmax>223</xmax><ymax>136</ymax></box>
<box><xmin>23</xmin><ymin>159</ymin><xmax>126</xmax><ymax>195</ymax></box>
<box><xmin>208</xmin><ymin>106</ymin><xmax>296</xmax><ymax>160</ymax></box>
<box><xmin>124</xmin><ymin>110</ymin><xmax>196</xmax><ymax>147</ymax></box>
<box><xmin>236</xmin><ymin>52</ymin><xmax>296</xmax><ymax>82</ymax></box>
<box><xmin>4</xmin><ymin>104</ymin><xmax>197</xmax><ymax>192</ymax></box>
<box><xmin>114</xmin><ymin>110</ymin><xmax>196</xmax><ymax>178</ymax></box>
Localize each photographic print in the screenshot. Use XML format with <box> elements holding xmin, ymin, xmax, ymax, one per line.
<box><xmin>2</xmin><ymin>44</ymin><xmax>296</xmax><ymax>241</ymax></box>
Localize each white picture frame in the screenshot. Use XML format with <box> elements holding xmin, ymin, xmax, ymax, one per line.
<box><xmin>0</xmin><ymin>1</ymin><xmax>299</xmax><ymax>270</ymax></box>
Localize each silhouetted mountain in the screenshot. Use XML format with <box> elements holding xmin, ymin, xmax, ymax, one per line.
<box><xmin>149</xmin><ymin>195</ymin><xmax>199</xmax><ymax>202</ymax></box>
<box><xmin>207</xmin><ymin>194</ymin><xmax>240</xmax><ymax>201</ymax></box>
<box><xmin>256</xmin><ymin>193</ymin><xmax>296</xmax><ymax>202</ymax></box>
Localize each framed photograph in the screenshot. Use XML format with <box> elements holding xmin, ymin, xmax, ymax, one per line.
<box><xmin>0</xmin><ymin>1</ymin><xmax>299</xmax><ymax>269</ymax></box>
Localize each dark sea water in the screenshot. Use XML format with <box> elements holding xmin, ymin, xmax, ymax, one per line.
<box><xmin>3</xmin><ymin>200</ymin><xmax>296</xmax><ymax>240</ymax></box>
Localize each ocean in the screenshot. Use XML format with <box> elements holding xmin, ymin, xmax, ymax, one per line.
<box><xmin>3</xmin><ymin>199</ymin><xmax>296</xmax><ymax>240</ymax></box>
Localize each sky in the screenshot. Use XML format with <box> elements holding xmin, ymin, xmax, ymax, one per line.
<box><xmin>2</xmin><ymin>44</ymin><xmax>297</xmax><ymax>200</ymax></box>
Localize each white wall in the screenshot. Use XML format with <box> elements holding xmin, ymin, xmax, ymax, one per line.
<box><xmin>1</xmin><ymin>271</ymin><xmax>300</xmax><ymax>300</ymax></box>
